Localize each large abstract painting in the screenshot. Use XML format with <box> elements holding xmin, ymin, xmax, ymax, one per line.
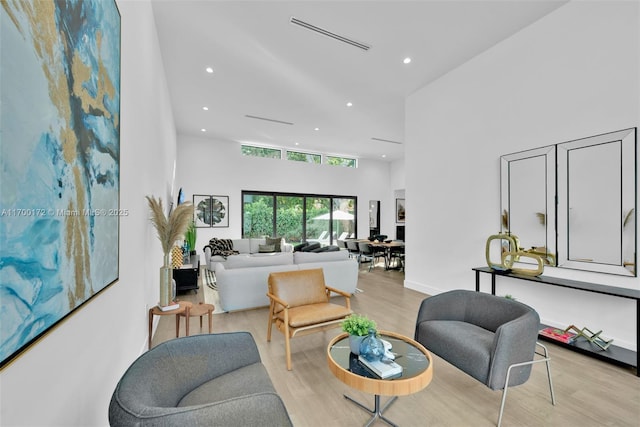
<box><xmin>0</xmin><ymin>0</ymin><xmax>121</xmax><ymax>368</ymax></box>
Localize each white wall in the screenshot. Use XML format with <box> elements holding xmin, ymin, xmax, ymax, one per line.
<box><xmin>175</xmin><ymin>135</ymin><xmax>394</xmax><ymax>251</ymax></box>
<box><xmin>0</xmin><ymin>1</ymin><xmax>177</xmax><ymax>425</ymax></box>
<box><xmin>405</xmin><ymin>1</ymin><xmax>639</xmax><ymax>350</ymax></box>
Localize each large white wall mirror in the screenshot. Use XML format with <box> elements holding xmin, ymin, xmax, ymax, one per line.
<box><xmin>501</xmin><ymin>127</ymin><xmax>637</xmax><ymax>277</ymax></box>
<box><xmin>501</xmin><ymin>146</ymin><xmax>556</xmax><ymax>266</ymax></box>
<box><xmin>557</xmin><ymin>128</ymin><xmax>636</xmax><ymax>276</ymax></box>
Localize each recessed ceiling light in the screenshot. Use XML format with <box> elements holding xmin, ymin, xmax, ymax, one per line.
<box><xmin>346</xmin><ymin>102</ymin><xmax>353</xmax><ymax>107</ymax></box>
<box><xmin>381</xmin><ymin>154</ymin><xmax>387</xmax><ymax>158</ymax></box>
<box><xmin>202</xmin><ymin>106</ymin><xmax>209</xmax><ymax>111</ymax></box>
<box><xmin>403</xmin><ymin>57</ymin><xmax>412</xmax><ymax>64</ymax></box>
<box><xmin>314</xmin><ymin>127</ymin><xmax>320</xmax><ymax>131</ymax></box>
<box><xmin>295</xmin><ymin>142</ymin><xmax>300</xmax><ymax>146</ymax></box>
<box><xmin>205</xmin><ymin>67</ymin><xmax>214</xmax><ymax>73</ymax></box>
<box><xmin>200</xmin><ymin>128</ymin><xmax>206</xmax><ymax>132</ymax></box>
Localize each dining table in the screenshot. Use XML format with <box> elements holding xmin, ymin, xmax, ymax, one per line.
<box><xmin>360</xmin><ymin>240</ymin><xmax>405</xmax><ymax>270</ymax></box>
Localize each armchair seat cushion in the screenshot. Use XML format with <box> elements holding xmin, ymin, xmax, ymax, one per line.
<box><xmin>178</xmin><ymin>363</ymin><xmax>276</xmax><ymax>407</ymax></box>
<box><xmin>416</xmin><ymin>320</ymin><xmax>493</xmax><ymax>384</ymax></box>
<box><xmin>277</xmin><ymin>302</ymin><xmax>353</xmax><ymax>328</ymax></box>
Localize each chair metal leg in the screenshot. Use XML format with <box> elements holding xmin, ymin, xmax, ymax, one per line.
<box><xmin>497</xmin><ymin>342</ymin><xmax>556</xmax><ymax>427</ymax></box>
<box><xmin>538</xmin><ymin>342</ymin><xmax>556</xmax><ymax>406</ymax></box>
<box><xmin>344</xmin><ymin>394</ymin><xmax>398</xmax><ymax>427</ymax></box>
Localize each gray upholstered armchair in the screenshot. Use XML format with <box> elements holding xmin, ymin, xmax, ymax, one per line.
<box><xmin>109</xmin><ymin>332</ymin><xmax>292</xmax><ymax>426</ymax></box>
<box><xmin>414</xmin><ymin>289</ymin><xmax>555</xmax><ymax>426</ymax></box>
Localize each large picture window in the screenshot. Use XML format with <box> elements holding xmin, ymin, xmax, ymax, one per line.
<box><xmin>242</xmin><ymin>191</ymin><xmax>357</xmax><ymax>245</ymax></box>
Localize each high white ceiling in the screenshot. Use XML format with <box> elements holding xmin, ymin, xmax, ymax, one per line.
<box><xmin>152</xmin><ymin>0</ymin><xmax>566</xmax><ymax>162</ymax></box>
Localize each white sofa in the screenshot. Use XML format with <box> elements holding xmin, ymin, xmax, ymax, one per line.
<box><xmin>204</xmin><ymin>238</ymin><xmax>294</xmax><ymax>271</ymax></box>
<box><xmin>214</xmin><ymin>250</ymin><xmax>358</xmax><ymax>312</ymax></box>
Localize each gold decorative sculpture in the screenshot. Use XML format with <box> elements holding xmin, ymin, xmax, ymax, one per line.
<box><xmin>502</xmin><ymin>251</ymin><xmax>544</xmax><ymax>276</ymax></box>
<box><xmin>485</xmin><ymin>232</ymin><xmax>545</xmax><ymax>276</ymax></box>
<box><xmin>485</xmin><ymin>232</ymin><xmax>520</xmax><ymax>271</ymax></box>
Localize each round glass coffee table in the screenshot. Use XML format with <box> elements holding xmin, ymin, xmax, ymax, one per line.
<box><xmin>327</xmin><ymin>330</ymin><xmax>433</xmax><ymax>427</ymax></box>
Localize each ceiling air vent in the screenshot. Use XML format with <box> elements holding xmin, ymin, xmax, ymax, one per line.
<box><xmin>290</xmin><ymin>17</ymin><xmax>371</xmax><ymax>51</ymax></box>
<box><xmin>245</xmin><ymin>115</ymin><xmax>294</xmax><ymax>126</ymax></box>
<box><xmin>371</xmin><ymin>137</ymin><xmax>403</xmax><ymax>145</ymax></box>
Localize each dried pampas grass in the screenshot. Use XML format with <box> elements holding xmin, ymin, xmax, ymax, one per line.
<box><xmin>146</xmin><ymin>196</ymin><xmax>194</xmax><ymax>254</ymax></box>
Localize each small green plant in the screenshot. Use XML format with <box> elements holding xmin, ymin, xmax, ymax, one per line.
<box><xmin>504</xmin><ymin>294</ymin><xmax>516</xmax><ymax>300</ymax></box>
<box><xmin>184</xmin><ymin>221</ymin><xmax>196</xmax><ymax>253</ymax></box>
<box><xmin>341</xmin><ymin>314</ymin><xmax>377</xmax><ymax>336</ymax></box>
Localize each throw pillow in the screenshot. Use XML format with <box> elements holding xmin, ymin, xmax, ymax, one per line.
<box><xmin>259</xmin><ymin>244</ymin><xmax>275</xmax><ymax>253</ymax></box>
<box><xmin>266</xmin><ymin>237</ymin><xmax>283</xmax><ymax>252</ymax></box>
<box><xmin>301</xmin><ymin>242</ymin><xmax>321</xmax><ymax>252</ymax></box>
<box><xmin>293</xmin><ymin>242</ymin><xmax>309</xmax><ymax>252</ymax></box>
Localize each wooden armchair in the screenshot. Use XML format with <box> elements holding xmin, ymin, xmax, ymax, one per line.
<box><xmin>267</xmin><ymin>268</ymin><xmax>353</xmax><ymax>370</ymax></box>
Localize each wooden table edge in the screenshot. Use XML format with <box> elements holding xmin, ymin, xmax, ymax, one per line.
<box><xmin>327</xmin><ymin>330</ymin><xmax>433</xmax><ymax>396</ymax></box>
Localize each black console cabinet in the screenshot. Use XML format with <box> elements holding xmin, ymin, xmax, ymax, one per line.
<box><xmin>473</xmin><ymin>266</ymin><xmax>639</xmax><ymax>376</ymax></box>
<box><xmin>173</xmin><ymin>254</ymin><xmax>200</xmax><ymax>293</ymax></box>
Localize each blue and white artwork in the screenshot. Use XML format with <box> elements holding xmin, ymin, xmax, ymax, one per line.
<box><xmin>0</xmin><ymin>0</ymin><xmax>120</xmax><ymax>368</ymax></box>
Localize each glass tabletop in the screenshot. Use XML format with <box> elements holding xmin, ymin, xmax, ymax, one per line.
<box><xmin>329</xmin><ymin>333</ymin><xmax>429</xmax><ymax>381</ymax></box>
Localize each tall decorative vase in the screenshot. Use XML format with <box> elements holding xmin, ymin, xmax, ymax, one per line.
<box><xmin>159</xmin><ymin>253</ymin><xmax>172</xmax><ymax>307</ymax></box>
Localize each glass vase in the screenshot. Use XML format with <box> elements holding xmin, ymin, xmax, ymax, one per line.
<box><xmin>159</xmin><ymin>253</ymin><xmax>172</xmax><ymax>307</ymax></box>
<box><xmin>359</xmin><ymin>329</ymin><xmax>384</xmax><ymax>362</ymax></box>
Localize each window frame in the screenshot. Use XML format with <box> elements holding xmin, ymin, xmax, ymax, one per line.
<box><xmin>241</xmin><ymin>190</ymin><xmax>357</xmax><ymax>244</ymax></box>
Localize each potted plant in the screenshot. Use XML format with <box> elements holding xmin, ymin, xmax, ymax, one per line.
<box><xmin>184</xmin><ymin>221</ymin><xmax>197</xmax><ymax>255</ymax></box>
<box><xmin>341</xmin><ymin>314</ymin><xmax>377</xmax><ymax>355</ymax></box>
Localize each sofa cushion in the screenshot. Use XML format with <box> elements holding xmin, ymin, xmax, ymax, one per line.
<box><xmin>294</xmin><ymin>250</ymin><xmax>349</xmax><ymax>264</ymax></box>
<box><xmin>259</xmin><ymin>244</ymin><xmax>275</xmax><ymax>253</ymax></box>
<box><xmin>249</xmin><ymin>238</ymin><xmax>267</xmax><ymax>254</ymax></box>
<box><xmin>178</xmin><ymin>362</ymin><xmax>276</xmax><ymax>407</ymax></box>
<box><xmin>216</xmin><ymin>263</ymin><xmax>300</xmax><ymax>311</ymax></box>
<box><xmin>233</xmin><ymin>239</ymin><xmax>251</xmax><ymax>254</ymax></box>
<box><xmin>225</xmin><ymin>252</ymin><xmax>293</xmax><ymax>269</ymax></box>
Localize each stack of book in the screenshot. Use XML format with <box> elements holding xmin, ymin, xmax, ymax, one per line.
<box><xmin>539</xmin><ymin>326</ymin><xmax>577</xmax><ymax>343</ymax></box>
<box><xmin>358</xmin><ymin>356</ymin><xmax>403</xmax><ymax>379</ymax></box>
<box><xmin>157</xmin><ymin>302</ymin><xmax>180</xmax><ymax>312</ymax></box>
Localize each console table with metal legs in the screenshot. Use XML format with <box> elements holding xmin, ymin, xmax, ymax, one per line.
<box><xmin>473</xmin><ymin>266</ymin><xmax>640</xmax><ymax>376</ymax></box>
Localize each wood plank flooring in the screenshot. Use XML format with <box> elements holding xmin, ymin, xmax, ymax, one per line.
<box><xmin>151</xmin><ymin>266</ymin><xmax>640</xmax><ymax>427</ymax></box>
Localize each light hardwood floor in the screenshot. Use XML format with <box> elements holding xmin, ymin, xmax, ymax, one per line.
<box><xmin>151</xmin><ymin>266</ymin><xmax>640</xmax><ymax>427</ymax></box>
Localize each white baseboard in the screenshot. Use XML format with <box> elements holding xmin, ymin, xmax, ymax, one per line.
<box><xmin>404</xmin><ymin>279</ymin><xmax>439</xmax><ymax>296</ymax></box>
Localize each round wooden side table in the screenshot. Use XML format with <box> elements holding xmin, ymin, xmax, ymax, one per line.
<box><xmin>177</xmin><ymin>302</ymin><xmax>215</xmax><ymax>335</ymax></box>
<box><xmin>148</xmin><ymin>301</ymin><xmax>192</xmax><ymax>349</ymax></box>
